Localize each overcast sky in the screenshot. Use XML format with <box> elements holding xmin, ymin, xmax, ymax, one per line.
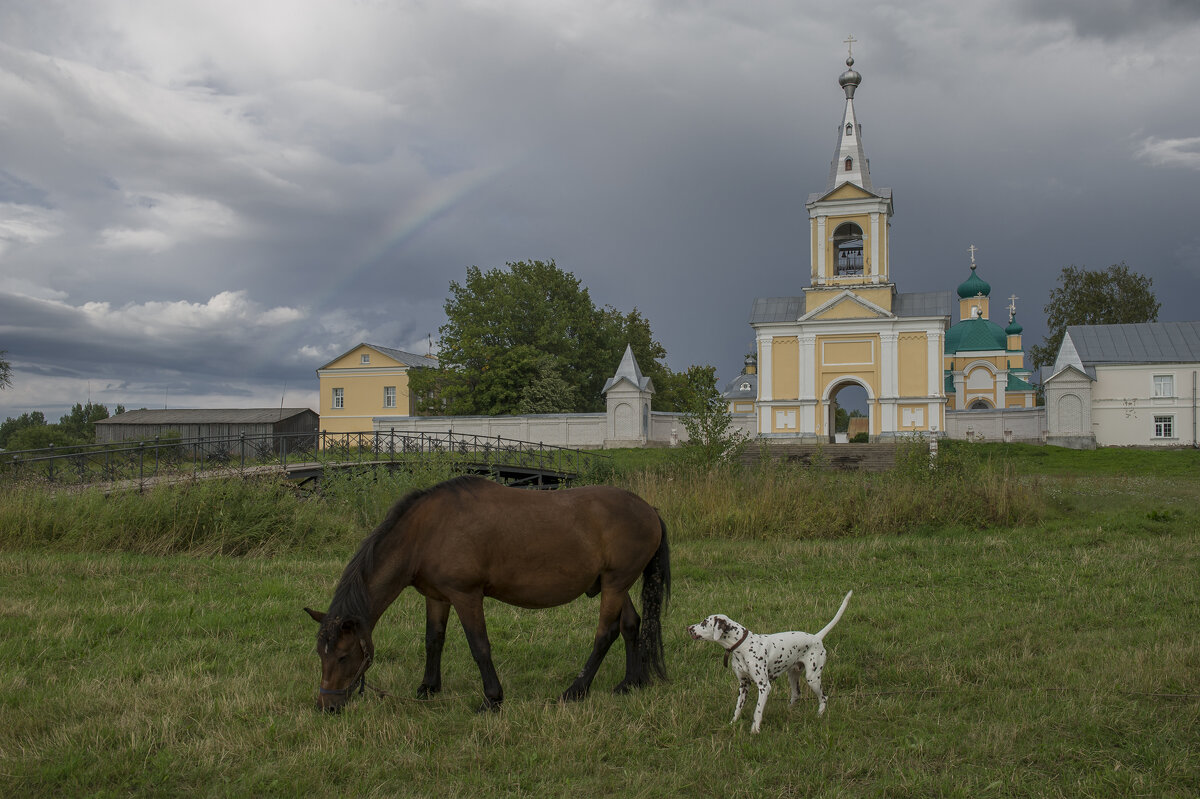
<box><xmin>1</xmin><ymin>0</ymin><xmax>1198</xmax><ymax>423</ymax></box>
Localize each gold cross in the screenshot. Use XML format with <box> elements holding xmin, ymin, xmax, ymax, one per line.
<box><xmin>844</xmin><ymin>34</ymin><xmax>857</xmax><ymax>58</ymax></box>
<box><xmin>968</xmin><ymin>244</ymin><xmax>978</xmax><ymax>265</ymax></box>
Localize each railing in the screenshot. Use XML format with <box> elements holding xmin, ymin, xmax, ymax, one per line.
<box><xmin>0</xmin><ymin>430</ymin><xmax>606</xmax><ymax>490</ymax></box>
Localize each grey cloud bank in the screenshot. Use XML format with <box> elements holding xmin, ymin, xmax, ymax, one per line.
<box><xmin>1</xmin><ymin>0</ymin><xmax>1197</xmax><ymax>422</ymax></box>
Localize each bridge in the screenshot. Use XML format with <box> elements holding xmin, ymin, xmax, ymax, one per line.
<box><xmin>1</xmin><ymin>430</ymin><xmax>606</xmax><ymax>491</ymax></box>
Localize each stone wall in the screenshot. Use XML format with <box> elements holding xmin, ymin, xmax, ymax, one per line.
<box><xmin>374</xmin><ymin>411</ymin><xmax>694</xmax><ymax>449</ymax></box>
<box><xmin>942</xmin><ymin>407</ymin><xmax>1047</xmax><ymax>443</ymax></box>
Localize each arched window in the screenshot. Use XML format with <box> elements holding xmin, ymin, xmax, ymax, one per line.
<box><xmin>832</xmin><ymin>222</ymin><xmax>864</xmax><ymax>276</ymax></box>
<box><xmin>845</xmin><ymin>123</ymin><xmax>853</xmax><ymax>136</ymax></box>
<box><xmin>844</xmin><ymin>157</ymin><xmax>853</xmax><ymax>171</ymax></box>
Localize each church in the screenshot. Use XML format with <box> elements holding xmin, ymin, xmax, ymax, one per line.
<box><xmin>741</xmin><ymin>44</ymin><xmax>1033</xmax><ymax>441</ymax></box>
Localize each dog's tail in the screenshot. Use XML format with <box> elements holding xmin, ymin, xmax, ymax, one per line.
<box><xmin>815</xmin><ymin>590</ymin><xmax>853</xmax><ymax>641</ymax></box>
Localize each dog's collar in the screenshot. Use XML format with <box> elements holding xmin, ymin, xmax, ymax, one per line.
<box><xmin>723</xmin><ymin>628</ymin><xmax>750</xmax><ymax>667</ymax></box>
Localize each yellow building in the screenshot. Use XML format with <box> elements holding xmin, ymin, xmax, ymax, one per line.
<box><xmin>316</xmin><ymin>343</ymin><xmax>437</xmax><ymax>434</ymax></box>
<box><xmin>749</xmin><ymin>48</ymin><xmax>951</xmax><ymax>441</ymax></box>
<box><xmin>943</xmin><ymin>252</ymin><xmax>1036</xmax><ymax>410</ymax></box>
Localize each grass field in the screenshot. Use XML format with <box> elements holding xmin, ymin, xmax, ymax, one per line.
<box><xmin>1</xmin><ymin>445</ymin><xmax>1198</xmax><ymax>797</ymax></box>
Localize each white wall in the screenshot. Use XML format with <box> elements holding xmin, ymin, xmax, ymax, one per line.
<box><xmin>1089</xmin><ymin>364</ymin><xmax>1200</xmax><ymax>447</ymax></box>
<box><xmin>374</xmin><ymin>411</ymin><xmax>694</xmax><ymax>449</ymax></box>
<box><xmin>943</xmin><ymin>407</ymin><xmax>1046</xmax><ymax>443</ymax></box>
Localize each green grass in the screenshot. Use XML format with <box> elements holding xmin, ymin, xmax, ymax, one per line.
<box><xmin>1</xmin><ymin>447</ymin><xmax>1199</xmax><ymax>796</ymax></box>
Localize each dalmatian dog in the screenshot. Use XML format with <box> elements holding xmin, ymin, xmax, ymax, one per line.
<box><xmin>687</xmin><ymin>591</ymin><xmax>852</xmax><ymax>733</ymax></box>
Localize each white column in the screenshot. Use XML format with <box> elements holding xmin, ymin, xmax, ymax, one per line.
<box><xmin>815</xmin><ymin>216</ymin><xmax>827</xmax><ymax>284</ymax></box>
<box><xmin>870</xmin><ymin>212</ymin><xmax>880</xmax><ymax>283</ymax></box>
<box><xmin>926</xmin><ymin>330</ymin><xmax>943</xmax><ymax>397</ymax></box>
<box><xmin>799</xmin><ymin>335</ymin><xmax>817</xmax><ymax>400</ymax></box>
<box><xmin>758</xmin><ymin>337</ymin><xmax>774</xmax><ymax>401</ymax></box>
<box><xmin>880</xmin><ymin>332</ymin><xmax>899</xmax><ymax>434</ymax></box>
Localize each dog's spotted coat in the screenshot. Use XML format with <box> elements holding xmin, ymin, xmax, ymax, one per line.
<box><xmin>687</xmin><ymin>591</ymin><xmax>852</xmax><ymax>734</ymax></box>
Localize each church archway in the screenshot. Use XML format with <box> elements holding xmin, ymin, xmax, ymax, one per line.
<box><xmin>825</xmin><ymin>379</ymin><xmax>871</xmax><ymax>443</ymax></box>
<box><xmin>832</xmin><ymin>222</ymin><xmax>864</xmax><ymax>276</ymax></box>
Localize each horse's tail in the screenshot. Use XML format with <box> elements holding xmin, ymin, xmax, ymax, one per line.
<box><xmin>639</xmin><ymin>515</ymin><xmax>671</xmax><ymax>681</ymax></box>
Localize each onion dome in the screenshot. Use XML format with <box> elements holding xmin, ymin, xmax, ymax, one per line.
<box><xmin>1005</xmin><ymin>314</ymin><xmax>1023</xmax><ymax>336</ymax></box>
<box><xmin>957</xmin><ymin>263</ymin><xmax>991</xmax><ymax>298</ymax></box>
<box><xmin>944</xmin><ymin>317</ymin><xmax>1008</xmax><ymax>354</ymax></box>
<box><xmin>839</xmin><ymin>55</ymin><xmax>862</xmax><ymax>99</ymax></box>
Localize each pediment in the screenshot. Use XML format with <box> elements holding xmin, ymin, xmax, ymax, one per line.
<box><xmin>824</xmin><ymin>183</ymin><xmax>876</xmax><ymax>201</ymax></box>
<box><xmin>802</xmin><ymin>290</ymin><xmax>892</xmax><ymax>322</ymax></box>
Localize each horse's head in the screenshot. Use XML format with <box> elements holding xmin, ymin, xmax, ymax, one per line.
<box><xmin>304</xmin><ymin>607</ymin><xmax>375</xmax><ymax>713</ymax></box>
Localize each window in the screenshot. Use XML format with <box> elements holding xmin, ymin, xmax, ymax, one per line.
<box><xmin>332</xmin><ymin>387</ymin><xmax>344</xmax><ymax>409</ymax></box>
<box><xmin>845</xmin><ymin>123</ymin><xmax>853</xmax><ymax>136</ymax></box>
<box><xmin>1154</xmin><ymin>416</ymin><xmax>1174</xmax><ymax>438</ymax></box>
<box><xmin>832</xmin><ymin>222</ymin><xmax>864</xmax><ymax>276</ymax></box>
<box><xmin>383</xmin><ymin>386</ymin><xmax>396</xmax><ymax>408</ymax></box>
<box><xmin>361</xmin><ymin>353</ymin><xmax>370</xmax><ymax>364</ymax></box>
<box><xmin>1153</xmin><ymin>374</ymin><xmax>1174</xmax><ymax>398</ymax></box>
<box><xmin>844</xmin><ymin>157</ymin><xmax>853</xmax><ymax>171</ymax></box>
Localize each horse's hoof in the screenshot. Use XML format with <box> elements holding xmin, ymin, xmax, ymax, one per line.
<box><xmin>612</xmin><ymin>681</ymin><xmax>633</xmax><ymax>695</ymax></box>
<box><xmin>560</xmin><ymin>687</ymin><xmax>587</xmax><ymax>703</ymax></box>
<box><xmin>476</xmin><ymin>699</ymin><xmax>502</xmax><ymax>714</ymax></box>
<box><xmin>416</xmin><ymin>684</ymin><xmax>441</xmax><ymax>700</ymax></box>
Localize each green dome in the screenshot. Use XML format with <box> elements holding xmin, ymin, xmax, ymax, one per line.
<box><xmin>1005</xmin><ymin>315</ymin><xmax>1023</xmax><ymax>336</ymax></box>
<box><xmin>956</xmin><ymin>265</ymin><xmax>991</xmax><ymax>299</ymax></box>
<box><xmin>945</xmin><ymin>317</ymin><xmax>1007</xmax><ymax>353</ymax></box>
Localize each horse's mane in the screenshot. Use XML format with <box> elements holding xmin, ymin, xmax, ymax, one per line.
<box><xmin>323</xmin><ymin>475</ymin><xmax>485</xmax><ymax>628</ymax></box>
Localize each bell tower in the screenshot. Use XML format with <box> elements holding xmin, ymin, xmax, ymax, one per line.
<box><xmin>804</xmin><ymin>37</ymin><xmax>895</xmax><ymax>313</ymax></box>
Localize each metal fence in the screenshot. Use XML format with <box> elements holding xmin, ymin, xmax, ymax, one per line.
<box><xmin>0</xmin><ymin>430</ymin><xmax>605</xmax><ymax>490</ymax></box>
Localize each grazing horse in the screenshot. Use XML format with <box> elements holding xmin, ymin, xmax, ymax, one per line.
<box><xmin>305</xmin><ymin>475</ymin><xmax>670</xmax><ymax>712</ymax></box>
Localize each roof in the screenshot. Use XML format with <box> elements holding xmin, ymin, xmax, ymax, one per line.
<box><xmin>945</xmin><ymin>317</ymin><xmax>1008</xmax><ymax>354</ymax></box>
<box><xmin>1006</xmin><ymin>373</ymin><xmax>1035</xmax><ymax>392</ymax></box>
<box><xmin>366</xmin><ymin>344</ymin><xmax>438</xmax><ymax>368</ymax></box>
<box><xmin>1063</xmin><ymin>322</ymin><xmax>1200</xmax><ymax>365</ymax></box>
<box><xmin>749</xmin><ymin>296</ymin><xmax>806</xmax><ymax>324</ymax></box>
<box><xmin>602</xmin><ymin>345</ymin><xmax>654</xmax><ymax>394</ymax></box>
<box><xmin>95</xmin><ymin>408</ymin><xmax>317</xmax><ymax>425</ymax></box>
<box><xmin>956</xmin><ymin>266</ymin><xmax>991</xmax><ymax>299</ymax></box>
<box><xmin>319</xmin><ymin>343</ymin><xmax>437</xmax><ymax>370</ymax></box>
<box><xmin>749</xmin><ymin>291</ymin><xmax>951</xmax><ymax>325</ymax></box>
<box><xmin>721</xmin><ymin>372</ymin><xmax>758</xmax><ymax>401</ymax></box>
<box><xmin>893</xmin><ymin>291</ymin><xmax>953</xmax><ymax>318</ymax></box>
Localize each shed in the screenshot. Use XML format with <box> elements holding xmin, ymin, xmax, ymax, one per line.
<box><xmin>94</xmin><ymin>408</ymin><xmax>319</xmax><ymax>446</ymax></box>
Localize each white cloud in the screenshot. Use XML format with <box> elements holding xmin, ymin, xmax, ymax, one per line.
<box><xmin>0</xmin><ymin>203</ymin><xmax>62</xmax><ymax>257</ymax></box>
<box><xmin>97</xmin><ymin>192</ymin><xmax>242</xmax><ymax>252</ymax></box>
<box><xmin>1135</xmin><ymin>136</ymin><xmax>1200</xmax><ymax>170</ymax></box>
<box><xmin>77</xmin><ymin>290</ymin><xmax>303</xmax><ymax>336</ymax></box>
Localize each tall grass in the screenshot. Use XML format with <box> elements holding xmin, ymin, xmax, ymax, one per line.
<box><xmin>616</xmin><ymin>442</ymin><xmax>1047</xmax><ymax>541</ymax></box>
<box><xmin>0</xmin><ymin>446</ymin><xmax>1047</xmax><ymax>554</ymax></box>
<box><xmin>0</xmin><ymin>457</ymin><xmax>461</xmax><ymax>556</ymax></box>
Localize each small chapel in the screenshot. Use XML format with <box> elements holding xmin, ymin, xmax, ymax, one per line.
<box><xmin>742</xmin><ymin>43</ymin><xmax>1032</xmax><ymax>440</ymax></box>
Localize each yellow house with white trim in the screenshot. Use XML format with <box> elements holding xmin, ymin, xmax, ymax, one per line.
<box><xmin>316</xmin><ymin>343</ymin><xmax>438</xmax><ymax>434</ymax></box>
<box><xmin>749</xmin><ymin>49</ymin><xmax>952</xmax><ymax>441</ymax></box>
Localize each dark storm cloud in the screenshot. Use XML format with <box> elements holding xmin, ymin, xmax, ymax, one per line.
<box><xmin>1015</xmin><ymin>0</ymin><xmax>1200</xmax><ymax>40</ymax></box>
<box><xmin>0</xmin><ymin>1</ymin><xmax>1198</xmax><ymax>422</ymax></box>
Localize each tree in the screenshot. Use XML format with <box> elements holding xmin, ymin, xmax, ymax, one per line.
<box><xmin>0</xmin><ymin>350</ymin><xmax>11</xmax><ymax>391</ymax></box>
<box><xmin>58</xmin><ymin>401</ymin><xmax>114</xmax><ymax>443</ymax></box>
<box><xmin>410</xmin><ymin>260</ymin><xmax>700</xmax><ymax>416</ymax></box>
<box><xmin>0</xmin><ymin>411</ymin><xmax>45</xmax><ymax>449</ymax></box>
<box><xmin>6</xmin><ymin>424</ymin><xmax>80</xmax><ymax>452</ymax></box>
<box><xmin>679</xmin><ymin>366</ymin><xmax>747</xmax><ymax>468</ymax></box>
<box><xmin>1030</xmin><ymin>262</ymin><xmax>1161</xmax><ymax>369</ymax></box>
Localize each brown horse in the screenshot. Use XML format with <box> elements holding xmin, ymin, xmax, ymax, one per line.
<box><xmin>304</xmin><ymin>475</ymin><xmax>670</xmax><ymax>712</ymax></box>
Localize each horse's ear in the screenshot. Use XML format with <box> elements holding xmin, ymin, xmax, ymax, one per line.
<box><xmin>340</xmin><ymin>617</ymin><xmax>360</xmax><ymax>635</ymax></box>
<box><xmin>304</xmin><ymin>607</ymin><xmax>325</xmax><ymax>624</ymax></box>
